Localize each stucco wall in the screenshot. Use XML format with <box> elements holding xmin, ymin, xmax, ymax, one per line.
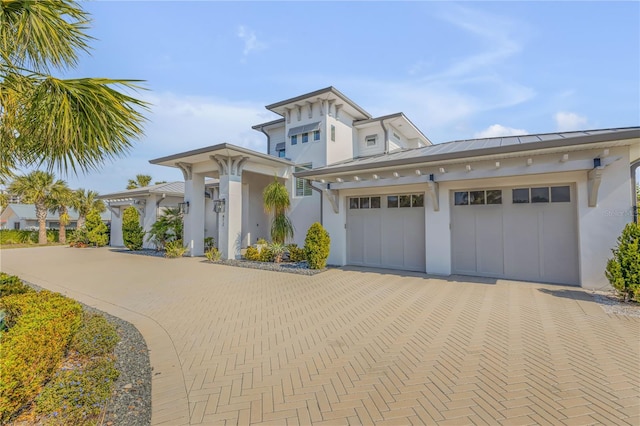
<box><xmin>326</xmin><ymin>110</ymin><xmax>355</xmax><ymax>166</ymax></box>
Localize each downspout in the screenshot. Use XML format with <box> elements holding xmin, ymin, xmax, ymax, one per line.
<box><xmin>258</xmin><ymin>126</ymin><xmax>271</xmax><ymax>155</ymax></box>
<box><xmin>631</xmin><ymin>160</ymin><xmax>640</xmax><ymax>223</ymax></box>
<box><xmin>309</xmin><ymin>182</ymin><xmax>323</xmax><ymax>226</ymax></box>
<box><xmin>380</xmin><ymin>119</ymin><xmax>389</xmax><ymax>154</ymax></box>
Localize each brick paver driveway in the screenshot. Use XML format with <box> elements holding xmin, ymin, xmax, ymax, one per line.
<box><xmin>2</xmin><ymin>246</ymin><xmax>639</xmax><ymax>425</ymax></box>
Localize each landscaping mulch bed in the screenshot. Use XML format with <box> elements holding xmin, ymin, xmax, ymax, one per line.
<box><xmin>591</xmin><ymin>291</ymin><xmax>640</xmax><ymax>318</ymax></box>
<box><xmin>114</xmin><ymin>248</ymin><xmax>328</xmax><ymax>275</ymax></box>
<box><xmin>20</xmin><ymin>281</ymin><xmax>152</xmax><ymax>426</ymax></box>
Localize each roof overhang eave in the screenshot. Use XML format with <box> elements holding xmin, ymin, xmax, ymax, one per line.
<box><xmin>149</xmin><ymin>143</ymin><xmax>295</xmax><ymax>168</ymax></box>
<box><xmin>295</xmin><ymin>130</ymin><xmax>640</xmax><ymax>179</ymax></box>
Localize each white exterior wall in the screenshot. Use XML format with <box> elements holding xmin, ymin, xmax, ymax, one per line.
<box><xmin>289</xmin><ymin>191</ymin><xmax>321</xmax><ymax>247</ymax></box>
<box><xmin>286</xmin><ymin>102</ymin><xmax>326</xmax><ymax>167</ymax></box>
<box><xmin>354</xmin><ymin>123</ymin><xmax>384</xmax><ymax>158</ymax></box>
<box><xmin>244</xmin><ymin>173</ymin><xmax>270</xmax><ymax>245</ymax></box>
<box><xmin>389</xmin><ymin>126</ymin><xmax>409</xmax><ymax>150</ymax></box>
<box><xmin>110</xmin><ymin>207</ymin><xmax>124</xmax><ymax>247</ymax></box>
<box><xmin>577</xmin><ymin>146</ymin><xmax>632</xmax><ymax>289</ymax></box>
<box><xmin>326</xmin><ymin>110</ymin><xmax>355</xmax><ymax>166</ymax></box>
<box><xmin>268</xmin><ymin>126</ymin><xmax>286</xmax><ymax>157</ymax></box>
<box><xmin>322</xmin><ymin>191</ymin><xmax>347</xmax><ymax>266</ymax></box>
<box><xmin>141</xmin><ymin>195</ymin><xmax>157</xmax><ymax>249</ymax></box>
<box><xmin>204</xmin><ymin>198</ymin><xmax>218</xmax><ymax>241</ymax></box>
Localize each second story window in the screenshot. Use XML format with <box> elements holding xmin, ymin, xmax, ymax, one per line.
<box><xmin>366</xmin><ymin>135</ymin><xmax>377</xmax><ymax>147</ymax></box>
<box><xmin>291</xmin><ymin>135</ymin><xmax>298</xmax><ymax>145</ymax></box>
<box><xmin>278</xmin><ymin>150</ymin><xmax>286</xmax><ymax>158</ymax></box>
<box><xmin>331</xmin><ymin>125</ymin><xmax>336</xmax><ymax>141</ymax></box>
<box><xmin>313</xmin><ymin>130</ymin><xmax>320</xmax><ymax>141</ymax></box>
<box><xmin>302</xmin><ymin>133</ymin><xmax>309</xmax><ymax>143</ymax></box>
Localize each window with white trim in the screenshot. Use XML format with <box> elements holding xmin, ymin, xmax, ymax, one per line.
<box><xmin>366</xmin><ymin>135</ymin><xmax>377</xmax><ymax>147</ymax></box>
<box><xmin>291</xmin><ymin>135</ymin><xmax>298</xmax><ymax>145</ymax></box>
<box><xmin>295</xmin><ymin>164</ymin><xmax>312</xmax><ymax>197</ymax></box>
<box><xmin>313</xmin><ymin>130</ymin><xmax>320</xmax><ymax>141</ymax></box>
<box><xmin>302</xmin><ymin>133</ymin><xmax>309</xmax><ymax>143</ymax></box>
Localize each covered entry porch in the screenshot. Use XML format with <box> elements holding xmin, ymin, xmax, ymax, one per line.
<box><xmin>150</xmin><ymin>144</ymin><xmax>293</xmax><ymax>259</ymax></box>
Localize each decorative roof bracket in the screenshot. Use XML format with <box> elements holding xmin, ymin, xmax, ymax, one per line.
<box><xmin>324</xmin><ymin>188</ymin><xmax>339</xmax><ymax>214</ymax></box>
<box><xmin>176</xmin><ymin>162</ymin><xmax>192</xmax><ymax>180</ymax></box>
<box><xmin>426</xmin><ymin>181</ymin><xmax>439</xmax><ymax>212</ymax></box>
<box><xmin>587</xmin><ymin>167</ymin><xmax>603</xmax><ymax>207</ymax></box>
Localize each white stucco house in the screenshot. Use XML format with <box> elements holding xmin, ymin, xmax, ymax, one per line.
<box><xmin>0</xmin><ymin>203</ymin><xmax>110</xmax><ymax>230</ymax></box>
<box><xmin>146</xmin><ymin>87</ymin><xmax>638</xmax><ymax>289</ymax></box>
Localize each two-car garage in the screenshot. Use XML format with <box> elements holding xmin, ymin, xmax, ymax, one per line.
<box><xmin>346</xmin><ymin>184</ymin><xmax>579</xmax><ymax>285</ymax></box>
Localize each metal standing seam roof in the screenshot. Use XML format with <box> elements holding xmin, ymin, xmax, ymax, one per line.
<box><xmin>98</xmin><ymin>180</ymin><xmax>220</xmax><ymax>201</ymax></box>
<box><xmin>265</xmin><ymin>86</ymin><xmax>372</xmax><ymax>120</ymax></box>
<box><xmin>295</xmin><ymin>127</ymin><xmax>640</xmax><ymax>178</ymax></box>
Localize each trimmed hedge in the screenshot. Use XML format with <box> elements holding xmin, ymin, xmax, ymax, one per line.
<box><xmin>0</xmin><ymin>291</ymin><xmax>83</xmax><ymax>422</ymax></box>
<box><xmin>0</xmin><ymin>273</ymin><xmax>33</xmax><ymax>298</ymax></box>
<box><xmin>0</xmin><ymin>229</ymin><xmax>74</xmax><ymax>245</ymax></box>
<box><xmin>304</xmin><ymin>223</ymin><xmax>330</xmax><ymax>269</ymax></box>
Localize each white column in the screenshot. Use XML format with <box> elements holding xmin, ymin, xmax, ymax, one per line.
<box><xmin>184</xmin><ymin>172</ymin><xmax>205</xmax><ymax>256</ymax></box>
<box><xmin>142</xmin><ymin>195</ymin><xmax>157</xmax><ymax>249</ymax></box>
<box><xmin>218</xmin><ymin>173</ymin><xmax>243</xmax><ymax>259</ymax></box>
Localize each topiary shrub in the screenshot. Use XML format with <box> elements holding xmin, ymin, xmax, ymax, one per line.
<box><xmin>0</xmin><ymin>273</ymin><xmax>33</xmax><ymax>298</ymax></box>
<box><xmin>122</xmin><ymin>206</ymin><xmax>144</xmax><ymax>250</ymax></box>
<box><xmin>71</xmin><ymin>312</ymin><xmax>119</xmax><ymax>357</ymax></box>
<box><xmin>0</xmin><ymin>291</ymin><xmax>82</xmax><ymax>422</ymax></box>
<box><xmin>304</xmin><ymin>222</ymin><xmax>330</xmax><ymax>269</ymax></box>
<box><xmin>605</xmin><ymin>222</ymin><xmax>640</xmax><ymax>302</ymax></box>
<box><xmin>85</xmin><ymin>209</ymin><xmax>109</xmax><ymax>247</ymax></box>
<box><xmin>287</xmin><ymin>244</ymin><xmax>306</xmax><ymax>263</ymax></box>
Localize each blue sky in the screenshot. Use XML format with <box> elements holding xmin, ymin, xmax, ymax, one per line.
<box><xmin>48</xmin><ymin>1</ymin><xmax>640</xmax><ymax>193</ymax></box>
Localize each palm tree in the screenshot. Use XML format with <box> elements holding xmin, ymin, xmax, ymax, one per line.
<box><xmin>72</xmin><ymin>189</ymin><xmax>106</xmax><ymax>229</ymax></box>
<box><xmin>47</xmin><ymin>184</ymin><xmax>73</xmax><ymax>244</ymax></box>
<box><xmin>263</xmin><ymin>177</ymin><xmax>294</xmax><ymax>244</ymax></box>
<box><xmin>0</xmin><ymin>1</ymin><xmax>148</xmax><ymax>179</ymax></box>
<box><xmin>9</xmin><ymin>171</ymin><xmax>67</xmax><ymax>244</ymax></box>
<box><xmin>127</xmin><ymin>174</ymin><xmax>153</xmax><ymax>190</ymax></box>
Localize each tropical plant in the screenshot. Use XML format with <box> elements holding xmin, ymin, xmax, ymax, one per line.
<box><xmin>122</xmin><ymin>206</ymin><xmax>144</xmax><ymax>250</ymax></box>
<box><xmin>147</xmin><ymin>207</ymin><xmax>182</xmax><ymax>250</ymax></box>
<box><xmin>205</xmin><ymin>247</ymin><xmax>221</xmax><ymax>262</ymax></box>
<box><xmin>204</xmin><ymin>237</ymin><xmax>215</xmax><ymax>250</ymax></box>
<box><xmin>126</xmin><ymin>174</ymin><xmax>152</xmax><ymax>190</ymax></box>
<box><xmin>84</xmin><ymin>209</ymin><xmax>108</xmax><ymax>247</ymax></box>
<box><xmin>268</xmin><ymin>242</ymin><xmax>288</xmax><ymax>263</ymax></box>
<box><xmin>164</xmin><ymin>240</ymin><xmax>187</xmax><ymax>258</ymax></box>
<box><xmin>605</xmin><ymin>222</ymin><xmax>640</xmax><ymax>302</ymax></box>
<box><xmin>263</xmin><ymin>178</ymin><xmax>294</xmax><ymax>244</ymax></box>
<box><xmin>304</xmin><ymin>222</ymin><xmax>330</xmax><ymax>269</ymax></box>
<box><xmin>244</xmin><ymin>246</ymin><xmax>260</xmax><ymax>261</ymax></box>
<box><xmin>0</xmin><ymin>0</ymin><xmax>148</xmax><ymax>179</ymax></box>
<box><xmin>46</xmin><ymin>182</ymin><xmax>73</xmax><ymax>244</ymax></box>
<box><xmin>8</xmin><ymin>171</ymin><xmax>67</xmax><ymax>244</ymax></box>
<box><xmin>0</xmin><ymin>192</ymin><xmax>7</xmax><ymax>211</ymax></box>
<box><xmin>287</xmin><ymin>244</ymin><xmax>306</xmax><ymax>263</ymax></box>
<box><xmin>71</xmin><ymin>189</ymin><xmax>105</xmax><ymax>229</ymax></box>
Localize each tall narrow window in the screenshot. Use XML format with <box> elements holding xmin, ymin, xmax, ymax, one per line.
<box><xmin>291</xmin><ymin>135</ymin><xmax>298</xmax><ymax>145</ymax></box>
<box><xmin>295</xmin><ymin>164</ymin><xmax>313</xmax><ymax>197</ymax></box>
<box><xmin>313</xmin><ymin>130</ymin><xmax>320</xmax><ymax>141</ymax></box>
<box><xmin>302</xmin><ymin>133</ymin><xmax>309</xmax><ymax>143</ymax></box>
<box><xmin>331</xmin><ymin>125</ymin><xmax>336</xmax><ymax>141</ymax></box>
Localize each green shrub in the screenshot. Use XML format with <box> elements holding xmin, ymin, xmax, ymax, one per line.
<box><xmin>204</xmin><ymin>237</ymin><xmax>215</xmax><ymax>250</ymax></box>
<box><xmin>122</xmin><ymin>206</ymin><xmax>144</xmax><ymax>250</ymax></box>
<box><xmin>304</xmin><ymin>222</ymin><xmax>330</xmax><ymax>269</ymax></box>
<box><xmin>269</xmin><ymin>242</ymin><xmax>287</xmax><ymax>263</ymax></box>
<box><xmin>0</xmin><ymin>230</ymin><xmax>39</xmax><ymax>244</ymax></box>
<box><xmin>606</xmin><ymin>222</ymin><xmax>640</xmax><ymax>302</ymax></box>
<box><xmin>244</xmin><ymin>246</ymin><xmax>260</xmax><ymax>261</ymax></box>
<box><xmin>164</xmin><ymin>240</ymin><xmax>187</xmax><ymax>258</ymax></box>
<box><xmin>0</xmin><ymin>291</ymin><xmax>82</xmax><ymax>422</ymax></box>
<box><xmin>259</xmin><ymin>247</ymin><xmax>273</xmax><ymax>262</ymax></box>
<box><xmin>147</xmin><ymin>207</ymin><xmax>183</xmax><ymax>250</ymax></box>
<box><xmin>205</xmin><ymin>247</ymin><xmax>221</xmax><ymax>262</ymax></box>
<box><xmin>35</xmin><ymin>358</ymin><xmax>119</xmax><ymax>425</ymax></box>
<box><xmin>287</xmin><ymin>244</ymin><xmax>306</xmax><ymax>262</ymax></box>
<box><xmin>0</xmin><ymin>273</ymin><xmax>33</xmax><ymax>298</ymax></box>
<box><xmin>256</xmin><ymin>238</ymin><xmax>268</xmax><ymax>245</ymax></box>
<box><xmin>85</xmin><ymin>209</ymin><xmax>109</xmax><ymax>247</ymax></box>
<box><xmin>71</xmin><ymin>312</ymin><xmax>119</xmax><ymax>357</ymax></box>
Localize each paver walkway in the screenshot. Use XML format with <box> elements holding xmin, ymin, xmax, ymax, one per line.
<box><xmin>2</xmin><ymin>246</ymin><xmax>639</xmax><ymax>425</ymax></box>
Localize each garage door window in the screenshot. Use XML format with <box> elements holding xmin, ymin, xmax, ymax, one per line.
<box><xmin>551</xmin><ymin>186</ymin><xmax>571</xmax><ymax>202</ymax></box>
<box><xmin>349</xmin><ymin>196</ymin><xmax>381</xmax><ymax>209</ymax></box>
<box><xmin>387</xmin><ymin>194</ymin><xmax>424</xmax><ymax>208</ymax></box>
<box><xmin>455</xmin><ymin>190</ymin><xmax>502</xmax><ymax>206</ymax></box>
<box><xmin>513</xmin><ymin>186</ymin><xmax>570</xmax><ymax>204</ymax></box>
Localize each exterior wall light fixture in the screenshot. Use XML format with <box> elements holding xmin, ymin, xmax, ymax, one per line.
<box><xmin>213</xmin><ymin>199</ymin><xmax>226</xmax><ymax>213</ymax></box>
<box><xmin>178</xmin><ymin>201</ymin><xmax>190</xmax><ymax>214</ymax></box>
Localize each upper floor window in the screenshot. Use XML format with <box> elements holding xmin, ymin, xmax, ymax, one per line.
<box><xmin>295</xmin><ymin>164</ymin><xmax>313</xmax><ymax>197</ymax></box>
<box><xmin>291</xmin><ymin>135</ymin><xmax>298</xmax><ymax>145</ymax></box>
<box><xmin>313</xmin><ymin>130</ymin><xmax>320</xmax><ymax>141</ymax></box>
<box><xmin>302</xmin><ymin>133</ymin><xmax>309</xmax><ymax>143</ymax></box>
<box><xmin>366</xmin><ymin>135</ymin><xmax>377</xmax><ymax>147</ymax></box>
<box><xmin>277</xmin><ymin>150</ymin><xmax>286</xmax><ymax>158</ymax></box>
<box><xmin>331</xmin><ymin>125</ymin><xmax>335</xmax><ymax>141</ymax></box>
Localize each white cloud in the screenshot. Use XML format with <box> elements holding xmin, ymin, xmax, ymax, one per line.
<box><xmin>474</xmin><ymin>124</ymin><xmax>528</xmax><ymax>139</ymax></box>
<box><xmin>237</xmin><ymin>25</ymin><xmax>267</xmax><ymax>60</ymax></box>
<box><xmin>554</xmin><ymin>111</ymin><xmax>588</xmax><ymax>131</ymax></box>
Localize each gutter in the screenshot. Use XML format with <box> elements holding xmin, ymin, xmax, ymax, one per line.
<box><xmin>257</xmin><ymin>125</ymin><xmax>272</xmax><ymax>156</ymax></box>
<box><xmin>309</xmin><ymin>182</ymin><xmax>323</xmax><ymax>226</ymax></box>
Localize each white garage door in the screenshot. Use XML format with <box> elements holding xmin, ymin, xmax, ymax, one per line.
<box><xmin>451</xmin><ymin>185</ymin><xmax>579</xmax><ymax>285</ymax></box>
<box><xmin>347</xmin><ymin>193</ymin><xmax>425</xmax><ymax>271</ymax></box>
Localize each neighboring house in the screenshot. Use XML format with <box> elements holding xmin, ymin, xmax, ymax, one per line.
<box><xmin>99</xmin><ymin>181</ymin><xmax>219</xmax><ymax>249</ymax></box>
<box><xmin>147</xmin><ymin>87</ymin><xmax>639</xmax><ymax>289</ymax></box>
<box><xmin>0</xmin><ymin>203</ymin><xmax>110</xmax><ymax>230</ymax></box>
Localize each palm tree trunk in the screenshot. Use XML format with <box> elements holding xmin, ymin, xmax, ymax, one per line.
<box><xmin>36</xmin><ymin>203</ymin><xmax>47</xmax><ymax>244</ymax></box>
<box><xmin>59</xmin><ymin>207</ymin><xmax>67</xmax><ymax>244</ymax></box>
<box><xmin>77</xmin><ymin>214</ymin><xmax>85</xmax><ymax>229</ymax></box>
